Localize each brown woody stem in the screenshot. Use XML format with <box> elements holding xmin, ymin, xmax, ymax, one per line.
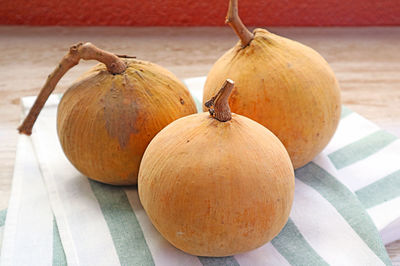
<box><xmin>225</xmin><ymin>0</ymin><xmax>254</xmax><ymax>47</ymax></box>
<box><xmin>204</xmin><ymin>79</ymin><xmax>234</xmax><ymax>122</ymax></box>
<box><xmin>18</xmin><ymin>42</ymin><xmax>126</xmax><ymax>135</ymax></box>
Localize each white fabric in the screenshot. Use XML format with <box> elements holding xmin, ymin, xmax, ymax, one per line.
<box><xmin>1</xmin><ymin>77</ymin><xmax>398</xmax><ymax>265</ymax></box>
<box><xmin>125</xmin><ymin>188</ymin><xmax>203</xmax><ymax>266</ymax></box>
<box><xmin>30</xmin><ymin>105</ymin><xmax>121</xmax><ymax>266</ymax></box>
<box><xmin>0</xmin><ymin>135</ymin><xmax>53</xmax><ymax>266</ymax></box>
<box><xmin>291</xmin><ymin>179</ymin><xmax>384</xmax><ymax>266</ymax></box>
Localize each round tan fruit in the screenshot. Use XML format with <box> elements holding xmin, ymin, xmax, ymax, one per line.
<box><xmin>139</xmin><ymin>80</ymin><xmax>294</xmax><ymax>256</ymax></box>
<box><xmin>203</xmin><ymin>1</ymin><xmax>341</xmax><ymax>169</ymax></box>
<box><xmin>19</xmin><ymin>42</ymin><xmax>197</xmax><ymax>185</ymax></box>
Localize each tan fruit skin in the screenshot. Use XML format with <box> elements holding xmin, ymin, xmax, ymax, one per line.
<box><xmin>57</xmin><ymin>59</ymin><xmax>197</xmax><ymax>185</ymax></box>
<box><xmin>138</xmin><ymin>112</ymin><xmax>295</xmax><ymax>256</ymax></box>
<box><xmin>203</xmin><ymin>29</ymin><xmax>341</xmax><ymax>169</ymax></box>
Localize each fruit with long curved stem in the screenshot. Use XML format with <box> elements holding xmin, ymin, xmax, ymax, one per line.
<box><xmin>19</xmin><ymin>42</ymin><xmax>197</xmax><ymax>185</ymax></box>
<box><xmin>203</xmin><ymin>0</ymin><xmax>341</xmax><ymax>169</ymax></box>
<box><xmin>139</xmin><ymin>79</ymin><xmax>295</xmax><ymax>256</ymax></box>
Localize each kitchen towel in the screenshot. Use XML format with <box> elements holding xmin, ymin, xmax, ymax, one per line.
<box><xmin>0</xmin><ymin>209</ymin><xmax>6</xmax><ymax>252</ymax></box>
<box><xmin>1</xmin><ymin>77</ymin><xmax>398</xmax><ymax>265</ymax></box>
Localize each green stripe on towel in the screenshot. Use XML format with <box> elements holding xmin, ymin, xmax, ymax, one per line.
<box><xmin>0</xmin><ymin>209</ymin><xmax>6</xmax><ymax>227</ymax></box>
<box><xmin>356</xmin><ymin>169</ymin><xmax>400</xmax><ymax>209</ymax></box>
<box><xmin>89</xmin><ymin>181</ymin><xmax>155</xmax><ymax>266</ymax></box>
<box><xmin>193</xmin><ymin>96</ymin><xmax>203</xmax><ymax>113</ymax></box>
<box><xmin>296</xmin><ymin>162</ymin><xmax>391</xmax><ymax>265</ymax></box>
<box><xmin>53</xmin><ymin>218</ymin><xmax>67</xmax><ymax>266</ymax></box>
<box><xmin>328</xmin><ymin>130</ymin><xmax>397</xmax><ymax>169</ymax></box>
<box><xmin>198</xmin><ymin>256</ymin><xmax>240</xmax><ymax>266</ymax></box>
<box><xmin>272</xmin><ymin>218</ymin><xmax>328</xmax><ymax>266</ymax></box>
<box><xmin>341</xmin><ymin>106</ymin><xmax>353</xmax><ymax>119</ymax></box>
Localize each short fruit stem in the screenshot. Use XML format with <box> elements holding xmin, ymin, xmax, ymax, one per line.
<box><xmin>225</xmin><ymin>0</ymin><xmax>254</xmax><ymax>47</ymax></box>
<box><xmin>18</xmin><ymin>42</ymin><xmax>127</xmax><ymax>135</ymax></box>
<box><xmin>205</xmin><ymin>79</ymin><xmax>235</xmax><ymax>122</ymax></box>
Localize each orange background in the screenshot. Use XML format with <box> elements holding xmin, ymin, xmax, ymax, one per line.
<box><xmin>1</xmin><ymin>0</ymin><xmax>400</xmax><ymax>26</ymax></box>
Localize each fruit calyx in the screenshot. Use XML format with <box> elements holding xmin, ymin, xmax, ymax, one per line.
<box><xmin>18</xmin><ymin>42</ymin><xmax>127</xmax><ymax>135</ymax></box>
<box><xmin>205</xmin><ymin>79</ymin><xmax>234</xmax><ymax>122</ymax></box>
<box><xmin>225</xmin><ymin>0</ymin><xmax>254</xmax><ymax>47</ymax></box>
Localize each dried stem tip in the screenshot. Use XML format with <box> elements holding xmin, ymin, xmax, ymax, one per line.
<box><xmin>18</xmin><ymin>42</ymin><xmax>127</xmax><ymax>135</ymax></box>
<box><xmin>205</xmin><ymin>79</ymin><xmax>235</xmax><ymax>122</ymax></box>
<box><xmin>225</xmin><ymin>0</ymin><xmax>254</xmax><ymax>47</ymax></box>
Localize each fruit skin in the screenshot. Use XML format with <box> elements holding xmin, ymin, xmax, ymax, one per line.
<box><xmin>203</xmin><ymin>28</ymin><xmax>341</xmax><ymax>169</ymax></box>
<box><xmin>57</xmin><ymin>59</ymin><xmax>197</xmax><ymax>185</ymax></box>
<box><xmin>138</xmin><ymin>112</ymin><xmax>295</xmax><ymax>256</ymax></box>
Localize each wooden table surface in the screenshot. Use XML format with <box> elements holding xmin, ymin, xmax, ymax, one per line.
<box><xmin>0</xmin><ymin>26</ymin><xmax>399</xmax><ymax>263</ymax></box>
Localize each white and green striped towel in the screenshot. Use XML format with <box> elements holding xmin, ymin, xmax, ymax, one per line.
<box><xmin>0</xmin><ymin>209</ymin><xmax>6</xmax><ymax>253</ymax></box>
<box><xmin>1</xmin><ymin>77</ymin><xmax>399</xmax><ymax>265</ymax></box>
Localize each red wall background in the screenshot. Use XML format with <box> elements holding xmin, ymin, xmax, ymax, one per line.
<box><xmin>1</xmin><ymin>0</ymin><xmax>400</xmax><ymax>26</ymax></box>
